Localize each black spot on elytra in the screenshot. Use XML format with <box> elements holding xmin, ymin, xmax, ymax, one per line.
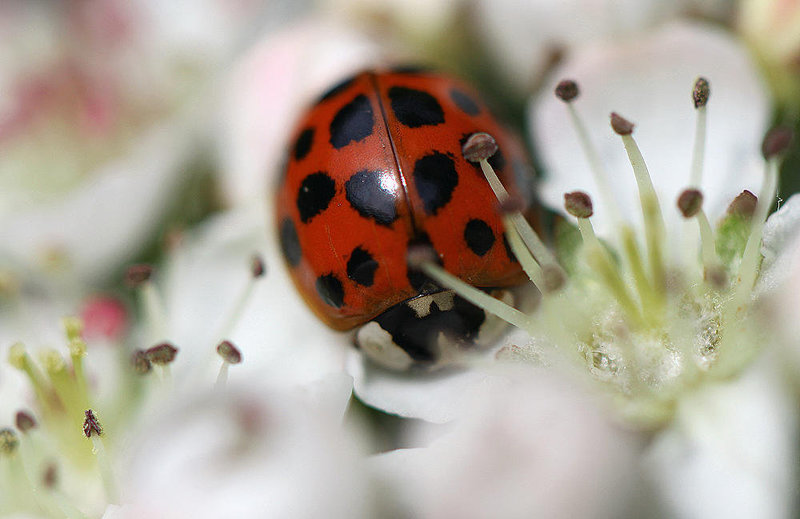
<box><xmin>279</xmin><ymin>218</ymin><xmax>301</xmax><ymax>266</ymax></box>
<box><xmin>389</xmin><ymin>86</ymin><xmax>445</xmax><ymax>128</ymax></box>
<box><xmin>413</xmin><ymin>152</ymin><xmax>459</xmax><ymax>215</ymax></box>
<box><xmin>389</xmin><ymin>64</ymin><xmax>433</xmax><ymax>75</ymax></box>
<box><xmin>317</xmin><ymin>75</ymin><xmax>357</xmax><ymax>103</ymax></box>
<box><xmin>347</xmin><ymin>246</ymin><xmax>379</xmax><ymax>287</ymax></box>
<box><xmin>297</xmin><ymin>172</ymin><xmax>336</xmax><ymax>223</ymax></box>
<box><xmin>330</xmin><ymin>94</ymin><xmax>375</xmax><ymax>150</ymax></box>
<box><xmin>293</xmin><ymin>128</ymin><xmax>314</xmax><ymax>161</ymax></box>
<box><xmin>407</xmin><ymin>233</ymin><xmax>441</xmax><ymax>293</ymax></box>
<box><xmin>450</xmin><ymin>88</ymin><xmax>480</xmax><ymax>116</ymax></box>
<box><xmin>345</xmin><ymin>169</ymin><xmax>398</xmax><ymax>225</ymax></box>
<box><xmin>372</xmin><ymin>293</ymin><xmax>486</xmax><ymax>363</ymax></box>
<box><xmin>460</xmin><ymin>133</ymin><xmax>507</xmax><ymax>174</ymax></box>
<box><xmin>316</xmin><ymin>273</ymin><xmax>344</xmax><ymax>308</ymax></box>
<box><xmin>464</xmin><ymin>219</ymin><xmax>495</xmax><ymax>256</ymax></box>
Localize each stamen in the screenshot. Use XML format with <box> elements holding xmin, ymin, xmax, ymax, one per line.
<box><xmin>215</xmin><ymin>340</ymin><xmax>242</xmax><ymax>389</ymax></box>
<box><xmin>727</xmin><ymin>190</ymin><xmax>757</xmax><ymax>218</ymax></box>
<box><xmin>144</xmin><ymin>342</ymin><xmax>178</xmax><ymax>379</ymax></box>
<box><xmin>82</xmin><ymin>409</ymin><xmax>117</xmax><ymax>504</ymax></box>
<box><xmin>130</xmin><ymin>349</ymin><xmax>152</xmax><ymax>375</ymax></box>
<box><xmin>126</xmin><ymin>264</ymin><xmax>167</xmax><ymax>344</ymax></box>
<box><xmin>42</xmin><ymin>350</ymin><xmax>83</xmax><ymax>426</ymax></box>
<box><xmin>566</xmin><ymin>192</ymin><xmax>642</xmax><ymax>322</ymax></box>
<box><xmin>611</xmin><ymin>112</ymin><xmax>667</xmax><ymax>294</ymax></box>
<box><xmin>63</xmin><ymin>317</ymin><xmax>90</xmax><ymax>409</ymax></box>
<box><xmin>462</xmin><ymin>133</ymin><xmax>561</xmax><ymax>277</ymax></box>
<box><xmin>734</xmin><ymin>128</ymin><xmax>791</xmax><ymax>300</ymax></box>
<box><xmin>556</xmin><ymin>80</ymin><xmax>623</xmax><ymax>226</ymax></box>
<box><xmin>8</xmin><ymin>343</ymin><xmax>56</xmax><ymax>413</ymax></box>
<box><xmin>678</xmin><ymin>189</ymin><xmax>724</xmax><ymax>286</ymax></box>
<box><xmin>0</xmin><ymin>428</ymin><xmax>18</xmax><ymax>456</ymax></box>
<box><xmin>213</xmin><ymin>254</ymin><xmax>266</xmax><ymax>342</ymax></box>
<box><xmin>690</xmin><ymin>78</ymin><xmax>710</xmax><ymax>187</ymax></box>
<box><xmin>407</xmin><ymin>246</ymin><xmax>531</xmax><ymax>330</ymax></box>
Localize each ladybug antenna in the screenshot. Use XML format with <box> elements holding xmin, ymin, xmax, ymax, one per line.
<box><xmin>462</xmin><ymin>132</ymin><xmax>566</xmax><ymax>295</ymax></box>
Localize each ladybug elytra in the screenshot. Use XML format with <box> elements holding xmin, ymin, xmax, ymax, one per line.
<box><xmin>276</xmin><ymin>68</ymin><xmax>538</xmax><ymax>370</ymax></box>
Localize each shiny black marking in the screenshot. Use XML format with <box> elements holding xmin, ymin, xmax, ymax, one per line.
<box><xmin>345</xmin><ymin>169</ymin><xmax>398</xmax><ymax>225</ymax></box>
<box><xmin>450</xmin><ymin>88</ymin><xmax>480</xmax><ymax>116</ymax></box>
<box><xmin>464</xmin><ymin>219</ymin><xmax>495</xmax><ymax>256</ymax></box>
<box><xmin>279</xmin><ymin>218</ymin><xmax>301</xmax><ymax>266</ymax></box>
<box><xmin>388</xmin><ymin>86</ymin><xmax>445</xmax><ymax>128</ymax></box>
<box><xmin>390</xmin><ymin>64</ymin><xmax>433</xmax><ymax>75</ymax></box>
<box><xmin>460</xmin><ymin>133</ymin><xmax>507</xmax><ymax>174</ymax></box>
<box><xmin>293</xmin><ymin>128</ymin><xmax>314</xmax><ymax>161</ymax></box>
<box><xmin>330</xmin><ymin>94</ymin><xmax>375</xmax><ymax>149</ymax></box>
<box><xmin>373</xmin><ymin>293</ymin><xmax>486</xmax><ymax>363</ymax></box>
<box><xmin>407</xmin><ymin>233</ymin><xmax>441</xmax><ymax>294</ymax></box>
<box><xmin>413</xmin><ymin>152</ymin><xmax>459</xmax><ymax>215</ymax></box>
<box><xmin>317</xmin><ymin>75</ymin><xmax>357</xmax><ymax>103</ymax></box>
<box><xmin>297</xmin><ymin>172</ymin><xmax>336</xmax><ymax>223</ymax></box>
<box><xmin>316</xmin><ymin>273</ymin><xmax>344</xmax><ymax>308</ymax></box>
<box><xmin>347</xmin><ymin>246</ymin><xmax>379</xmax><ymax>287</ymax></box>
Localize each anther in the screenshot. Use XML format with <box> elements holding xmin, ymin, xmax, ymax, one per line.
<box><xmin>610</xmin><ymin>113</ymin><xmax>635</xmax><ymax>135</ymax></box>
<box><xmin>61</xmin><ymin>316</ymin><xmax>83</xmax><ymax>342</ymax></box>
<box><xmin>0</xmin><ymin>428</ymin><xmax>19</xmax><ymax>455</ymax></box>
<box><xmin>82</xmin><ymin>409</ymin><xmax>102</xmax><ymax>438</ymax></box>
<box><xmin>692</xmin><ymin>77</ymin><xmax>710</xmax><ymax>108</ymax></box>
<box><xmin>144</xmin><ymin>343</ymin><xmax>178</xmax><ymax>365</ymax></box>
<box><xmin>462</xmin><ymin>132</ymin><xmax>498</xmax><ymax>162</ymax></box>
<box><xmin>498</xmin><ymin>194</ymin><xmax>526</xmax><ymax>214</ymax></box>
<box><xmin>251</xmin><ymin>255</ymin><xmax>266</xmax><ymax>278</ymax></box>
<box><xmin>216</xmin><ymin>340</ymin><xmax>242</xmax><ymax>365</ymax></box>
<box><xmin>130</xmin><ymin>349</ymin><xmax>152</xmax><ymax>375</ymax></box>
<box><xmin>42</xmin><ymin>463</ymin><xmax>57</xmax><ymax>489</ymax></box>
<box><xmin>555</xmin><ymin>79</ymin><xmax>579</xmax><ymax>102</ymax></box>
<box><xmin>542</xmin><ymin>265</ymin><xmax>566</xmax><ymax>292</ymax></box>
<box><xmin>727</xmin><ymin>190</ymin><xmax>757</xmax><ymax>218</ymax></box>
<box><xmin>124</xmin><ymin>264</ymin><xmax>154</xmax><ymax>288</ymax></box>
<box><xmin>677</xmin><ymin>189</ymin><xmax>703</xmax><ymax>218</ymax></box>
<box><xmin>15</xmin><ymin>411</ymin><xmax>36</xmax><ymax>433</ymax></box>
<box><xmin>762</xmin><ymin>126</ymin><xmax>794</xmax><ymax>159</ymax></box>
<box><xmin>564</xmin><ymin>191</ymin><xmax>594</xmax><ymax>218</ymax></box>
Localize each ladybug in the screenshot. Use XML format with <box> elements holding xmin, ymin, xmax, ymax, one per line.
<box><xmin>276</xmin><ymin>67</ymin><xmax>537</xmax><ymax>370</ymax></box>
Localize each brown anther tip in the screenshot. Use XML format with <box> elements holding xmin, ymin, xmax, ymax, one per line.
<box><xmin>542</xmin><ymin>265</ymin><xmax>566</xmax><ymax>293</ymax></box>
<box><xmin>15</xmin><ymin>411</ymin><xmax>36</xmax><ymax>433</ymax></box>
<box><xmin>251</xmin><ymin>255</ymin><xmax>266</xmax><ymax>278</ymax></box>
<box><xmin>124</xmin><ymin>264</ymin><xmax>154</xmax><ymax>288</ymax></box>
<box><xmin>727</xmin><ymin>190</ymin><xmax>758</xmax><ymax>218</ymax></box>
<box><xmin>43</xmin><ymin>463</ymin><xmax>58</xmax><ymax>489</ymax></box>
<box><xmin>462</xmin><ymin>132</ymin><xmax>498</xmax><ymax>163</ymax></box>
<box><xmin>610</xmin><ymin>112</ymin><xmax>635</xmax><ymax>135</ymax></box>
<box><xmin>555</xmin><ymin>79</ymin><xmax>579</xmax><ymax>102</ymax></box>
<box><xmin>564</xmin><ymin>191</ymin><xmax>593</xmax><ymax>218</ymax></box>
<box><xmin>406</xmin><ymin>245</ymin><xmax>438</xmax><ymax>269</ymax></box>
<box><xmin>692</xmin><ymin>77</ymin><xmax>710</xmax><ymax>108</ymax></box>
<box><xmin>216</xmin><ymin>340</ymin><xmax>242</xmax><ymax>365</ymax></box>
<box><xmin>131</xmin><ymin>349</ymin><xmax>152</xmax><ymax>375</ymax></box>
<box><xmin>498</xmin><ymin>194</ymin><xmax>526</xmax><ymax>214</ymax></box>
<box><xmin>762</xmin><ymin>126</ymin><xmax>794</xmax><ymax>159</ymax></box>
<box><xmin>677</xmin><ymin>189</ymin><xmax>704</xmax><ymax>218</ymax></box>
<box><xmin>144</xmin><ymin>342</ymin><xmax>179</xmax><ymax>365</ymax></box>
<box><xmin>0</xmin><ymin>428</ymin><xmax>18</xmax><ymax>455</ymax></box>
<box><xmin>82</xmin><ymin>410</ymin><xmax>102</xmax><ymax>438</ymax></box>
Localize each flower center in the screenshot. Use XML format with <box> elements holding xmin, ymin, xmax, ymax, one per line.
<box><xmin>412</xmin><ymin>78</ymin><xmax>792</xmax><ymax>427</ymax></box>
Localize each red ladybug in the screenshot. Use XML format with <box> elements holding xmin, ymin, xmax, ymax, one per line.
<box><xmin>276</xmin><ymin>67</ymin><xmax>537</xmax><ymax>370</ymax></box>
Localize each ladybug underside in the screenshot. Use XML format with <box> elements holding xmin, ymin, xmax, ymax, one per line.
<box><xmin>276</xmin><ymin>68</ymin><xmax>536</xmax><ymax>367</ymax></box>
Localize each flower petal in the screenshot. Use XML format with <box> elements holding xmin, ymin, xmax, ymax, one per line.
<box><xmin>531</xmin><ymin>22</ymin><xmax>769</xmax><ymax>238</ymax></box>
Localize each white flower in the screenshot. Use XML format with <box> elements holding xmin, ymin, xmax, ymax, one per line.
<box><xmin>0</xmin><ymin>0</ymin><xmax>267</xmax><ymax>286</ymax></box>
<box><xmin>347</xmin><ymin>20</ymin><xmax>800</xmax><ymax>517</ymax></box>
